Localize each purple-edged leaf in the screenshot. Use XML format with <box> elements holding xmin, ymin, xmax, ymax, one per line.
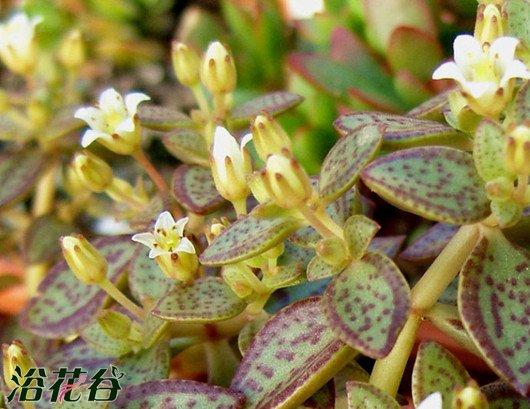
<box><xmin>231</xmin><ymin>91</ymin><xmax>304</xmax><ymax>121</ymax></box>
<box><xmin>128</xmin><ymin>193</ymin><xmax>172</xmax><ymax>231</ymax></box>
<box><xmin>172</xmin><ymin>164</ymin><xmax>225</xmax><ymax>215</ymax></box>
<box><xmin>231</xmin><ymin>297</ymin><xmax>355</xmax><ymax>409</ymax></box>
<box><xmin>400</xmin><ymin>223</ymin><xmax>458</xmax><ymax>262</ymax></box>
<box><xmin>81</xmin><ymin>318</ymin><xmax>133</xmax><ymax>357</ymax></box>
<box><xmin>362</xmin><ymin>147</ymin><xmax>490</xmax><ymax>225</ymax></box>
<box><xmin>474</xmin><ymin>119</ymin><xmax>513</xmax><ymax>181</ymax></box>
<box><xmin>137</xmin><ymin>104</ymin><xmax>193</xmax><ymax>131</ymax></box>
<box><xmin>506</xmin><ymin>0</ymin><xmax>530</xmax><ymax>48</ymax></box>
<box><xmin>161</xmin><ymin>128</ymin><xmax>209</xmax><ymax>167</ymax></box>
<box><xmin>346</xmin><ymin>381</ymin><xmax>400</xmax><ymax>409</ymax></box>
<box><xmin>368</xmin><ymin>235</ymin><xmax>406</xmax><ymax>259</ymax></box>
<box><xmin>141</xmin><ymin>313</ymin><xmax>167</xmax><ymax>349</ymax></box>
<box><xmin>108</xmin><ymin>379</ymin><xmax>246</xmax><ymax>409</ymax></box>
<box><xmin>439</xmin><ymin>277</ymin><xmax>459</xmax><ymax>306</ymax></box>
<box><xmin>128</xmin><ymin>249</ymin><xmax>176</xmax><ymax>307</ymax></box>
<box><xmin>20</xmin><ymin>236</ymin><xmax>137</xmax><ymax>338</ymax></box>
<box><xmin>319</xmin><ymin>125</ymin><xmax>384</xmax><ymax>202</ymax></box>
<box><xmin>115</xmin><ymin>342</ymin><xmax>170</xmax><ymax>386</ymax></box>
<box><xmin>334</xmin><ymin>112</ymin><xmax>467</xmax><ymax>150</ymax></box>
<box><xmin>0</xmin><ymin>150</ymin><xmax>43</xmax><ymax>209</ymax></box>
<box><xmin>387</xmin><ymin>27</ymin><xmax>442</xmax><ymax>81</ymax></box>
<box><xmin>481</xmin><ymin>382</ymin><xmax>530</xmax><ymax>408</ymax></box>
<box><xmin>307</xmin><ymin>256</ymin><xmax>345</xmax><ymax>282</ymax></box>
<box><xmin>459</xmin><ymin>228</ymin><xmax>530</xmax><ymax>396</ymax></box>
<box><xmin>45</xmin><ymin>338</ymin><xmax>114</xmax><ymax>373</ymax></box>
<box><xmin>412</xmin><ymin>341</ymin><xmax>471</xmax><ymax>409</ymax></box>
<box><xmin>303</xmin><ymin>381</ymin><xmax>335</xmax><ymax>409</ymax></box>
<box><xmin>263</xmin><ymin>263</ymin><xmax>304</xmax><ymax>289</ymax></box>
<box><xmin>322</xmin><ymin>252</ymin><xmax>410</xmax><ymax>358</ymax></box>
<box><xmin>407</xmin><ymin>90</ymin><xmax>450</xmax><ymax>120</ymax></box>
<box><xmin>152</xmin><ymin>276</ymin><xmax>246</xmax><ymax>322</ymax></box>
<box><xmin>238</xmin><ymin>317</ymin><xmax>267</xmax><ymax>356</ymax></box>
<box><xmin>343</xmin><ymin>215</ymin><xmax>380</xmax><ymax>260</ymax></box>
<box><xmin>507</xmin><ymin>82</ymin><xmax>529</xmax><ymax>126</ymax></box>
<box><xmin>23</xmin><ymin>215</ymin><xmax>73</xmax><ymax>264</ymax></box>
<box><xmin>200</xmin><ymin>204</ymin><xmax>304</xmax><ymax>265</ymax></box>
<box><xmin>264</xmin><ymin>279</ymin><xmax>331</xmax><ymax>314</ymax></box>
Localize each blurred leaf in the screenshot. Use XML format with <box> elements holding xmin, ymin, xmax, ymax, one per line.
<box><xmin>407</xmin><ymin>90</ymin><xmax>450</xmax><ymax>121</ymax></box>
<box><xmin>368</xmin><ymin>235</ymin><xmax>406</xmax><ymax>259</ymax></box>
<box><xmin>491</xmin><ymin>200</ymin><xmax>522</xmax><ymax>229</ymax></box>
<box><xmin>302</xmin><ymin>381</ymin><xmax>335</xmax><ymax>409</ymax></box>
<box><xmin>506</xmin><ymin>0</ymin><xmax>530</xmax><ymax>47</ymax></box>
<box><xmin>138</xmin><ymin>105</ymin><xmax>193</xmax><ymax>131</ymax></box>
<box><xmin>115</xmin><ymin>341</ymin><xmax>170</xmax><ymax>386</ymax></box>
<box><xmin>231</xmin><ymin>92</ymin><xmax>304</xmax><ymax>122</ymax></box>
<box><xmin>400</xmin><ymin>223</ymin><xmax>458</xmax><ymax>262</ymax></box>
<box><xmin>23</xmin><ymin>215</ymin><xmax>73</xmax><ymax>264</ymax></box>
<box><xmin>506</xmin><ymin>81</ymin><xmax>530</xmax><ymax>126</ymax></box>
<box><xmin>346</xmin><ymin>381</ymin><xmax>400</xmax><ymax>408</ymax></box>
<box><xmin>161</xmin><ymin>129</ymin><xmax>209</xmax><ymax>167</ymax></box>
<box><xmin>481</xmin><ymin>382</ymin><xmax>530</xmax><ymax>408</ymax></box>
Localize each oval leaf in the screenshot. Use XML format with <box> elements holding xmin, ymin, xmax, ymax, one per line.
<box><xmin>459</xmin><ymin>228</ymin><xmax>530</xmax><ymax>396</ymax></box>
<box><xmin>137</xmin><ymin>104</ymin><xmax>193</xmax><ymax>131</ymax></box>
<box><xmin>152</xmin><ymin>276</ymin><xmax>246</xmax><ymax>322</ymax></box>
<box><xmin>346</xmin><ymin>381</ymin><xmax>400</xmax><ymax>409</ymax></box>
<box><xmin>319</xmin><ymin>124</ymin><xmax>384</xmax><ymax>202</ymax></box>
<box><xmin>23</xmin><ymin>215</ymin><xmax>74</xmax><ymax>264</ymax></box>
<box><xmin>0</xmin><ymin>150</ymin><xmax>43</xmax><ymax>209</ymax></box>
<box><xmin>361</xmin><ymin>147</ymin><xmax>490</xmax><ymax>225</ymax></box>
<box><xmin>412</xmin><ymin>341</ymin><xmax>471</xmax><ymax>409</ymax></box>
<box><xmin>115</xmin><ymin>342</ymin><xmax>170</xmax><ymax>386</ymax></box>
<box><xmin>322</xmin><ymin>252</ymin><xmax>411</xmax><ymax>358</ymax></box>
<box><xmin>400</xmin><ymin>223</ymin><xmax>458</xmax><ymax>262</ymax></box>
<box><xmin>343</xmin><ymin>215</ymin><xmax>380</xmax><ymax>260</ymax></box>
<box><xmin>367</xmin><ymin>235</ymin><xmax>406</xmax><ymax>259</ymax></box>
<box><xmin>20</xmin><ymin>236</ymin><xmax>137</xmax><ymax>338</ymax></box>
<box><xmin>474</xmin><ymin>119</ymin><xmax>513</xmax><ymax>181</ymax></box>
<box><xmin>172</xmin><ymin>165</ymin><xmax>225</xmax><ymax>215</ymax></box>
<box><xmin>407</xmin><ymin>90</ymin><xmax>450</xmax><ymax>120</ymax></box>
<box><xmin>231</xmin><ymin>91</ymin><xmax>304</xmax><ymax>121</ymax></box>
<box><xmin>506</xmin><ymin>0</ymin><xmax>530</xmax><ymax>48</ymax></box>
<box><xmin>231</xmin><ymin>297</ymin><xmax>355</xmax><ymax>409</ymax></box>
<box><xmin>161</xmin><ymin>128</ymin><xmax>209</xmax><ymax>166</ymax></box>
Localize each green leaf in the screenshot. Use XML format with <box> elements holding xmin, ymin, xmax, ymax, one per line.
<box><xmin>115</xmin><ymin>342</ymin><xmax>170</xmax><ymax>386</ymax></box>
<box><xmin>231</xmin><ymin>297</ymin><xmax>355</xmax><ymax>409</ymax></box>
<box><xmin>481</xmin><ymin>382</ymin><xmax>530</xmax><ymax>408</ymax></box>
<box><xmin>361</xmin><ymin>147</ymin><xmax>490</xmax><ymax>225</ymax></box>
<box><xmin>80</xmin><ymin>318</ymin><xmax>133</xmax><ymax>357</ymax></box>
<box><xmin>491</xmin><ymin>200</ymin><xmax>522</xmax><ymax>228</ymax></box>
<box><xmin>474</xmin><ymin>119</ymin><xmax>513</xmax><ymax>182</ymax></box>
<box><xmin>506</xmin><ymin>82</ymin><xmax>529</xmax><ymax>126</ymax></box>
<box><xmin>346</xmin><ymin>381</ymin><xmax>400</xmax><ymax>409</ymax></box>
<box><xmin>307</xmin><ymin>255</ymin><xmax>345</xmax><ymax>282</ymax></box>
<box><xmin>322</xmin><ymin>252</ymin><xmax>410</xmax><ymax>358</ymax></box>
<box><xmin>161</xmin><ymin>129</ymin><xmax>209</xmax><ymax>167</ymax></box>
<box><xmin>137</xmin><ymin>104</ymin><xmax>193</xmax><ymax>131</ymax></box>
<box><xmin>231</xmin><ymin>92</ymin><xmax>304</xmax><ymax>121</ymax></box>
<box><xmin>334</xmin><ymin>112</ymin><xmax>468</xmax><ymax>150</ymax></box>
<box><xmin>303</xmin><ymin>381</ymin><xmax>335</xmax><ymax>409</ymax></box>
<box><xmin>506</xmin><ymin>0</ymin><xmax>530</xmax><ymax>47</ymax></box>
<box><xmin>400</xmin><ymin>223</ymin><xmax>458</xmax><ymax>262</ymax></box>
<box><xmin>23</xmin><ymin>215</ymin><xmax>73</xmax><ymax>264</ymax></box>
<box><xmin>108</xmin><ymin>380</ymin><xmax>246</xmax><ymax>408</ymax></box>
<box><xmin>319</xmin><ymin>124</ymin><xmax>384</xmax><ymax>202</ymax></box>
<box><xmin>412</xmin><ymin>341</ymin><xmax>471</xmax><ymax>409</ymax></box>
<box><xmin>200</xmin><ymin>204</ymin><xmax>304</xmax><ymax>265</ymax></box>
<box><xmin>263</xmin><ymin>263</ymin><xmax>304</xmax><ymax>289</ymax></box>
<box><xmin>407</xmin><ymin>90</ymin><xmax>450</xmax><ymax>121</ymax></box>
<box><xmin>20</xmin><ymin>236</ymin><xmax>137</xmax><ymax>338</ymax></box>
<box><xmin>0</xmin><ymin>150</ymin><xmax>43</xmax><ymax>209</ymax></box>
<box><xmin>46</xmin><ymin>338</ymin><xmax>114</xmax><ymax>374</ymax></box>
<box><xmin>459</xmin><ymin>228</ymin><xmax>530</xmax><ymax>396</ymax></box>
<box><xmin>152</xmin><ymin>276</ymin><xmax>246</xmax><ymax>322</ymax></box>
<box><xmin>238</xmin><ymin>317</ymin><xmax>267</xmax><ymax>356</ymax></box>
<box><xmin>343</xmin><ymin>215</ymin><xmax>380</xmax><ymax>260</ymax></box>
<box><xmin>171</xmin><ymin>165</ymin><xmax>225</xmax><ymax>215</ymax></box>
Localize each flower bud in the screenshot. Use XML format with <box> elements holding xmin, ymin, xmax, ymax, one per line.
<box><xmin>98</xmin><ymin>310</ymin><xmax>132</xmax><ymax>340</ymax></box>
<box><xmin>205</xmin><ymin>220</ymin><xmax>227</xmax><ymax>244</ymax></box>
<box><xmin>260</xmin><ymin>152</ymin><xmax>313</xmax><ymax>209</ymax></box>
<box><xmin>105</xmin><ymin>177</ymin><xmax>147</xmax><ymax>206</ymax></box>
<box><xmin>251</xmin><ymin>114</ymin><xmax>292</xmax><ymax>160</ymax></box>
<box><xmin>247</xmin><ymin>171</ymin><xmax>271</xmax><ymax>204</ymax></box>
<box><xmin>201</xmin><ymin>41</ymin><xmax>236</xmax><ymax>94</ymax></box>
<box><xmin>155</xmin><ymin>251</ymin><xmax>199</xmax><ymax>283</ymax></box>
<box><xmin>452</xmin><ymin>381</ymin><xmax>488</xmax><ymax>409</ymax></box>
<box><xmin>475</xmin><ymin>4</ymin><xmax>507</xmax><ymax>44</ymax></box>
<box><xmin>172</xmin><ymin>41</ymin><xmax>200</xmax><ymax>86</ymax></box>
<box><xmin>2</xmin><ymin>340</ymin><xmax>36</xmax><ymax>390</ymax></box>
<box><xmin>58</xmin><ymin>29</ymin><xmax>85</xmax><ymax>71</ymax></box>
<box><xmin>316</xmin><ymin>237</ymin><xmax>348</xmax><ymax>266</ymax></box>
<box><xmin>222</xmin><ymin>264</ymin><xmax>263</xmax><ymax>298</ymax></box>
<box><xmin>505</xmin><ymin>124</ymin><xmax>530</xmax><ymax>175</ymax></box>
<box><xmin>72</xmin><ymin>151</ymin><xmax>113</xmax><ymax>192</ymax></box>
<box><xmin>485</xmin><ymin>176</ymin><xmax>514</xmax><ymax>201</ymax></box>
<box><xmin>61</xmin><ymin>234</ymin><xmax>108</xmax><ymax>285</ymax></box>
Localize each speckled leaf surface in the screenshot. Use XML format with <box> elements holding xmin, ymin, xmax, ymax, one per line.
<box><xmin>45</xmin><ymin>338</ymin><xmax>114</xmax><ymax>373</ymax></box>
<box><xmin>491</xmin><ymin>200</ymin><xmax>522</xmax><ymax>228</ymax></box>
<box><xmin>322</xmin><ymin>252</ymin><xmax>410</xmax><ymax>358</ymax></box>
<box><xmin>367</xmin><ymin>236</ymin><xmax>406</xmax><ymax>259</ymax></box>
<box><xmin>115</xmin><ymin>342</ymin><xmax>170</xmax><ymax>386</ymax></box>
<box><xmin>361</xmin><ymin>147</ymin><xmax>490</xmax><ymax>225</ymax></box>
<box><xmin>238</xmin><ymin>317</ymin><xmax>267</xmax><ymax>356</ymax></box>
<box><xmin>20</xmin><ymin>236</ymin><xmax>137</xmax><ymax>338</ymax></box>
<box><xmin>459</xmin><ymin>228</ymin><xmax>530</xmax><ymax>396</ymax></box>
<box><xmin>0</xmin><ymin>150</ymin><xmax>43</xmax><ymax>209</ymax></box>
<box><xmin>80</xmin><ymin>319</ymin><xmax>133</xmax><ymax>357</ymax></box>
<box><xmin>152</xmin><ymin>276</ymin><xmax>246</xmax><ymax>322</ymax></box>
<box><xmin>200</xmin><ymin>204</ymin><xmax>303</xmax><ymax>265</ymax></box>
<box><xmin>263</xmin><ymin>263</ymin><xmax>304</xmax><ymax>289</ymax></box>
<box><xmin>507</xmin><ymin>82</ymin><xmax>529</xmax><ymax>126</ymax></box>
<box><xmin>231</xmin><ymin>297</ymin><xmax>355</xmax><ymax>409</ymax></box>
<box><xmin>506</xmin><ymin>0</ymin><xmax>530</xmax><ymax>47</ymax></box>
<box><xmin>334</xmin><ymin>112</ymin><xmax>465</xmax><ymax>150</ymax></box>
<box><xmin>346</xmin><ymin>381</ymin><xmax>400</xmax><ymax>409</ymax></box>
<box><xmin>306</xmin><ymin>256</ymin><xmax>345</xmax><ymax>282</ymax></box>
<box><xmin>231</xmin><ymin>92</ymin><xmax>303</xmax><ymax>121</ymax></box>
<box><xmin>172</xmin><ymin>165</ymin><xmax>225</xmax><ymax>215</ymax></box>
<box><xmin>407</xmin><ymin>90</ymin><xmax>450</xmax><ymax>120</ymax></box>
<box><xmin>400</xmin><ymin>223</ymin><xmax>458</xmax><ymax>262</ymax></box>
<box><xmin>108</xmin><ymin>379</ymin><xmax>246</xmax><ymax>409</ymax></box>
<box><xmin>412</xmin><ymin>341</ymin><xmax>470</xmax><ymax>409</ymax></box>
<box><xmin>482</xmin><ymin>382</ymin><xmax>530</xmax><ymax>408</ymax></box>
<box><xmin>137</xmin><ymin>104</ymin><xmax>193</xmax><ymax>131</ymax></box>
<box><xmin>343</xmin><ymin>215</ymin><xmax>380</xmax><ymax>260</ymax></box>
<box><xmin>319</xmin><ymin>124</ymin><xmax>384</xmax><ymax>202</ymax></box>
<box><xmin>474</xmin><ymin>119</ymin><xmax>512</xmax><ymax>181</ymax></box>
<box><xmin>162</xmin><ymin>129</ymin><xmax>209</xmax><ymax>167</ymax></box>
<box><xmin>128</xmin><ymin>249</ymin><xmax>176</xmax><ymax>307</ymax></box>
<box><xmin>23</xmin><ymin>215</ymin><xmax>73</xmax><ymax>264</ymax></box>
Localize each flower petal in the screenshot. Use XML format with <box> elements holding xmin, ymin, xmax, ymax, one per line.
<box><xmin>115</xmin><ymin>117</ymin><xmax>135</xmax><ymax>133</ymax></box>
<box><xmin>453</xmin><ymin>35</ymin><xmax>482</xmax><ymax>71</ymax></box>
<box><xmin>489</xmin><ymin>36</ymin><xmax>519</xmax><ymax>69</ymax></box>
<box><xmin>176</xmin><ymin>237</ymin><xmax>196</xmax><ymax>254</ymax></box>
<box><xmin>174</xmin><ymin>217</ymin><xmax>189</xmax><ymax>237</ymax></box>
<box><xmin>432</xmin><ymin>62</ymin><xmax>466</xmax><ymax>83</ymax></box>
<box><xmin>462</xmin><ymin>81</ymin><xmax>497</xmax><ymax>99</ymax></box>
<box><xmin>81</xmin><ymin>129</ymin><xmax>110</xmax><ymax>147</ymax></box>
<box><xmin>500</xmin><ymin>60</ymin><xmax>530</xmax><ymax>87</ymax></box>
<box><xmin>74</xmin><ymin>107</ymin><xmax>106</xmax><ymax>131</ymax></box>
<box><xmin>155</xmin><ymin>211</ymin><xmax>176</xmax><ymax>232</ymax></box>
<box><xmin>125</xmin><ymin>92</ymin><xmax>150</xmax><ymax>115</ymax></box>
<box><xmin>416</xmin><ymin>392</ymin><xmax>442</xmax><ymax>409</ymax></box>
<box><xmin>149</xmin><ymin>247</ymin><xmax>168</xmax><ymax>259</ymax></box>
<box><xmin>131</xmin><ymin>232</ymin><xmax>156</xmax><ymax>249</ymax></box>
<box><xmin>99</xmin><ymin>88</ymin><xmax>127</xmax><ymax>117</ymax></box>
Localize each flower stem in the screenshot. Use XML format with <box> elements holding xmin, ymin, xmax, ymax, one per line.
<box><xmin>232</xmin><ymin>198</ymin><xmax>247</xmax><ymax>217</ymax></box>
<box><xmin>191</xmin><ymin>84</ymin><xmax>210</xmax><ymax>114</ymax></box>
<box><xmin>298</xmin><ymin>205</ymin><xmax>343</xmax><ymax>239</ymax></box>
<box><xmin>99</xmin><ymin>278</ymin><xmax>145</xmax><ymax>320</ymax></box>
<box><xmin>133</xmin><ymin>149</ymin><xmax>168</xmax><ymax>193</ymax></box>
<box><xmin>32</xmin><ymin>161</ymin><xmax>58</xmax><ymax>217</ymax></box>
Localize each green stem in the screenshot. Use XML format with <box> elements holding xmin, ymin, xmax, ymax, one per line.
<box><xmin>32</xmin><ymin>161</ymin><xmax>58</xmax><ymax>217</ymax></box>
<box><xmin>213</xmin><ymin>93</ymin><xmax>227</xmax><ymax>119</ymax></box>
<box><xmin>191</xmin><ymin>84</ymin><xmax>210</xmax><ymax>114</ymax></box>
<box><xmin>298</xmin><ymin>205</ymin><xmax>343</xmax><ymax>239</ymax></box>
<box><xmin>232</xmin><ymin>198</ymin><xmax>247</xmax><ymax>217</ymax></box>
<box><xmin>99</xmin><ymin>278</ymin><xmax>145</xmax><ymax>320</ymax></box>
<box><xmin>132</xmin><ymin>149</ymin><xmax>168</xmax><ymax>194</ymax></box>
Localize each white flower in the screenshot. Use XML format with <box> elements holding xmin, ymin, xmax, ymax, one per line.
<box><xmin>74</xmin><ymin>88</ymin><xmax>150</xmax><ymax>155</ymax></box>
<box><xmin>132</xmin><ymin>211</ymin><xmax>195</xmax><ymax>258</ymax></box>
<box><xmin>210</xmin><ymin>126</ymin><xmax>252</xmax><ymax>202</ymax></box>
<box><xmin>432</xmin><ymin>35</ymin><xmax>530</xmax><ymax>116</ymax></box>
<box><xmin>416</xmin><ymin>392</ymin><xmax>442</xmax><ymax>409</ymax></box>
<box><xmin>0</xmin><ymin>13</ymin><xmax>42</xmax><ymax>75</ymax></box>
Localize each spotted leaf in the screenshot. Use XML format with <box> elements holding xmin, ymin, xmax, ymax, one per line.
<box><xmin>474</xmin><ymin>119</ymin><xmax>513</xmax><ymax>182</ymax></box>
<box><xmin>23</xmin><ymin>215</ymin><xmax>73</xmax><ymax>264</ymax></box>
<box><xmin>172</xmin><ymin>165</ymin><xmax>225</xmax><ymax>215</ymax></box>
<box><xmin>231</xmin><ymin>92</ymin><xmax>304</xmax><ymax>121</ymax></box>
<box><xmin>115</xmin><ymin>341</ymin><xmax>170</xmax><ymax>386</ymax></box>
<box><xmin>361</xmin><ymin>147</ymin><xmax>490</xmax><ymax>225</ymax></box>
<box><xmin>137</xmin><ymin>104</ymin><xmax>193</xmax><ymax>131</ymax></box>
<box><xmin>343</xmin><ymin>215</ymin><xmax>380</xmax><ymax>260</ymax></box>
<box><xmin>306</xmin><ymin>256</ymin><xmax>346</xmax><ymax>282</ymax></box>
<box><xmin>412</xmin><ymin>341</ymin><xmax>471</xmax><ymax>409</ymax></box>
<box><xmin>231</xmin><ymin>297</ymin><xmax>356</xmax><ymax>409</ymax></box>
<box><xmin>400</xmin><ymin>223</ymin><xmax>458</xmax><ymax>262</ymax></box>
<box><xmin>322</xmin><ymin>252</ymin><xmax>410</xmax><ymax>358</ymax></box>
<box><xmin>0</xmin><ymin>150</ymin><xmax>43</xmax><ymax>209</ymax></box>
<box><xmin>346</xmin><ymin>381</ymin><xmax>400</xmax><ymax>409</ymax></box>
<box><xmin>481</xmin><ymin>382</ymin><xmax>530</xmax><ymax>408</ymax></box>
<box><xmin>162</xmin><ymin>129</ymin><xmax>209</xmax><ymax>166</ymax></box>
<box><xmin>152</xmin><ymin>276</ymin><xmax>246</xmax><ymax>322</ymax></box>
<box><xmin>319</xmin><ymin>124</ymin><xmax>384</xmax><ymax>202</ymax></box>
<box><xmin>506</xmin><ymin>81</ymin><xmax>529</xmax><ymax>126</ymax></box>
<box><xmin>506</xmin><ymin>0</ymin><xmax>530</xmax><ymax>48</ymax></box>
<box><xmin>459</xmin><ymin>227</ymin><xmax>530</xmax><ymax>396</ymax></box>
